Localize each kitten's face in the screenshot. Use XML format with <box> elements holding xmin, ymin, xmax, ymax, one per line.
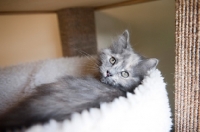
<box><xmin>99</xmin><ymin>30</ymin><xmax>158</xmax><ymax>92</ymax></box>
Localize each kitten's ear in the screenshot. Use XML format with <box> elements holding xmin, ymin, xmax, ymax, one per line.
<box><xmin>122</xmin><ymin>30</ymin><xmax>130</xmax><ymax>45</ymax></box>
<box><xmin>111</xmin><ymin>30</ymin><xmax>132</xmax><ymax>53</ymax></box>
<box><xmin>119</xmin><ymin>30</ymin><xmax>130</xmax><ymax>49</ymax></box>
<box><xmin>143</xmin><ymin>58</ymin><xmax>159</xmax><ymax>70</ymax></box>
<box><xmin>138</xmin><ymin>58</ymin><xmax>159</xmax><ymax>74</ymax></box>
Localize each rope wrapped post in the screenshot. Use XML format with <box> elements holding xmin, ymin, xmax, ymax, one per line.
<box><xmin>57</xmin><ymin>8</ymin><xmax>97</xmax><ymax>57</ymax></box>
<box><xmin>175</xmin><ymin>0</ymin><xmax>200</xmax><ymax>131</ymax></box>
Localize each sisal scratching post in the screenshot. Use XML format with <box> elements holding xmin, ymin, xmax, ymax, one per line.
<box><xmin>57</xmin><ymin>8</ymin><xmax>97</xmax><ymax>57</ymax></box>
<box><xmin>175</xmin><ymin>0</ymin><xmax>200</xmax><ymax>131</ymax></box>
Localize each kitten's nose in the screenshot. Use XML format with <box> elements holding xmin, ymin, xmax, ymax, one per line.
<box><xmin>106</xmin><ymin>70</ymin><xmax>112</xmax><ymax>77</ymax></box>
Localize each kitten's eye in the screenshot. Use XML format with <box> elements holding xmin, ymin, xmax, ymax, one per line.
<box><xmin>121</xmin><ymin>71</ymin><xmax>129</xmax><ymax>78</ymax></box>
<box><xmin>109</xmin><ymin>57</ymin><xmax>116</xmax><ymax>65</ymax></box>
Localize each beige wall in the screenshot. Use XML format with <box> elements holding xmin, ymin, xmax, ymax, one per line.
<box><xmin>0</xmin><ymin>14</ymin><xmax>62</xmax><ymax>67</ymax></box>
<box><xmin>95</xmin><ymin>0</ymin><xmax>175</xmax><ymax>117</ymax></box>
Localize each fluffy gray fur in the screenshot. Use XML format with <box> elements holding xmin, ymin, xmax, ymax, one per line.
<box><xmin>99</xmin><ymin>30</ymin><xmax>158</xmax><ymax>91</ymax></box>
<box><xmin>0</xmin><ymin>30</ymin><xmax>158</xmax><ymax>130</ymax></box>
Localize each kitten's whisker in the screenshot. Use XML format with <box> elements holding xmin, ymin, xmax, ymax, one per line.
<box><xmin>85</xmin><ymin>66</ymin><xmax>98</xmax><ymax>69</ymax></box>
<box><xmin>73</xmin><ymin>48</ymin><xmax>99</xmax><ymax>68</ymax></box>
<box><xmin>80</xmin><ymin>62</ymin><xmax>99</xmax><ymax>69</ymax></box>
<box><xmin>84</xmin><ymin>69</ymin><xmax>99</xmax><ymax>71</ymax></box>
<box><xmin>78</xmin><ymin>50</ymin><xmax>95</xmax><ymax>59</ymax></box>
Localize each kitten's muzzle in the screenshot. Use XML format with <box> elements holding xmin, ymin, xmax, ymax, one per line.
<box><xmin>106</xmin><ymin>70</ymin><xmax>112</xmax><ymax>77</ymax></box>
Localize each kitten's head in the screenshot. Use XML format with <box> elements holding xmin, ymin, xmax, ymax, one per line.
<box><xmin>99</xmin><ymin>30</ymin><xmax>158</xmax><ymax>92</ymax></box>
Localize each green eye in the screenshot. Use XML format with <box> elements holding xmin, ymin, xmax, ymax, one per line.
<box><xmin>109</xmin><ymin>57</ymin><xmax>116</xmax><ymax>65</ymax></box>
<box><xmin>121</xmin><ymin>71</ymin><xmax>129</xmax><ymax>78</ymax></box>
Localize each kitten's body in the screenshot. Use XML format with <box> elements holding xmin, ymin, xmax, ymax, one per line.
<box><xmin>0</xmin><ymin>76</ymin><xmax>124</xmax><ymax>130</ymax></box>
<box><xmin>0</xmin><ymin>30</ymin><xmax>158</xmax><ymax>130</ymax></box>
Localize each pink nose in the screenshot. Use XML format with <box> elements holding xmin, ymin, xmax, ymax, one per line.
<box><xmin>106</xmin><ymin>70</ymin><xmax>112</xmax><ymax>77</ymax></box>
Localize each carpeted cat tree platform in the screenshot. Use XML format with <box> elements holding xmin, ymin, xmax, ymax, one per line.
<box><xmin>0</xmin><ymin>56</ymin><xmax>172</xmax><ymax>132</ymax></box>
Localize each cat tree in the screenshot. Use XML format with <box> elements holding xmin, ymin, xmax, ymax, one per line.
<box><xmin>1</xmin><ymin>0</ymin><xmax>199</xmax><ymax>131</ymax></box>
<box><xmin>56</xmin><ymin>2</ymin><xmax>200</xmax><ymax>131</ymax></box>
<box><xmin>0</xmin><ymin>1</ymin><xmax>173</xmax><ymax>130</ymax></box>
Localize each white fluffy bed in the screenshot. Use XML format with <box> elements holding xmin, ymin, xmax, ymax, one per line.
<box><xmin>0</xmin><ymin>56</ymin><xmax>172</xmax><ymax>132</ymax></box>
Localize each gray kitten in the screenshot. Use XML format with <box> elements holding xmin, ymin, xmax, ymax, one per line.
<box><xmin>0</xmin><ymin>30</ymin><xmax>158</xmax><ymax>130</ymax></box>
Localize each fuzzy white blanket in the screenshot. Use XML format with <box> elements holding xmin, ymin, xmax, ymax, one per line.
<box><xmin>0</xmin><ymin>56</ymin><xmax>172</xmax><ymax>132</ymax></box>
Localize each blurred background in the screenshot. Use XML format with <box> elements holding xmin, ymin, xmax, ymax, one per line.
<box><xmin>0</xmin><ymin>0</ymin><xmax>175</xmax><ymax>123</ymax></box>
